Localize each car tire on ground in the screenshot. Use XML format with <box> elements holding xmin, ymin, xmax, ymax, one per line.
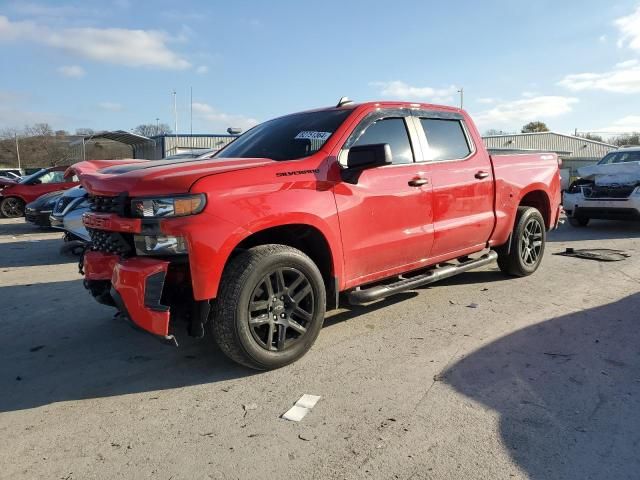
<box><xmin>0</xmin><ymin>197</ymin><xmax>25</xmax><ymax>218</ymax></box>
<box><xmin>568</xmin><ymin>216</ymin><xmax>589</xmax><ymax>227</ymax></box>
<box><xmin>496</xmin><ymin>206</ymin><xmax>546</xmax><ymax>277</ymax></box>
<box><xmin>212</xmin><ymin>244</ymin><xmax>326</xmax><ymax>370</ymax></box>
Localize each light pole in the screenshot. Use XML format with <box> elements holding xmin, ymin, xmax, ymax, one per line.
<box><xmin>457</xmin><ymin>88</ymin><xmax>464</xmax><ymax>109</ymax></box>
<box><xmin>156</xmin><ymin>117</ymin><xmax>160</xmax><ymax>135</ymax></box>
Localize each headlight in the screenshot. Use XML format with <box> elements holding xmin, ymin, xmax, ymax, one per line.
<box><xmin>131</xmin><ymin>194</ymin><xmax>206</xmax><ymax>218</ymax></box>
<box><xmin>134</xmin><ymin>234</ymin><xmax>187</xmax><ymax>255</ymax></box>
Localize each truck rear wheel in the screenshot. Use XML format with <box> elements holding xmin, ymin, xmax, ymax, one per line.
<box><xmin>496</xmin><ymin>206</ymin><xmax>546</xmax><ymax>277</ymax></box>
<box><xmin>212</xmin><ymin>244</ymin><xmax>326</xmax><ymax>370</ymax></box>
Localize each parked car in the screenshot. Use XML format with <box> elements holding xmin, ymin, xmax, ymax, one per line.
<box><xmin>24</xmin><ymin>190</ymin><xmax>65</xmax><ymax>227</ymax></box>
<box><xmin>0</xmin><ymin>166</ymin><xmax>79</xmax><ymax>218</ymax></box>
<box><xmin>71</xmin><ymin>100</ymin><xmax>561</xmax><ymax>370</ymax></box>
<box><xmin>563</xmin><ymin>147</ymin><xmax>640</xmax><ymax>226</ymax></box>
<box><xmin>50</xmin><ymin>186</ymin><xmax>90</xmax><ymax>242</ymax></box>
<box><xmin>0</xmin><ymin>169</ymin><xmax>23</xmax><ymax>181</ymax></box>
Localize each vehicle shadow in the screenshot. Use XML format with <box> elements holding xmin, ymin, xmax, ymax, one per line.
<box><xmin>548</xmin><ymin>219</ymin><xmax>640</xmax><ymax>243</ymax></box>
<box><xmin>0</xmin><ymin>220</ymin><xmax>53</xmax><ymax>237</ymax></box>
<box><xmin>442</xmin><ymin>293</ymin><xmax>640</xmax><ymax>479</ymax></box>
<box><xmin>0</xmin><ymin>239</ymin><xmax>76</xmax><ymax>267</ymax></box>
<box><xmin>0</xmin><ymin>279</ymin><xmax>253</xmax><ymax>413</ymax></box>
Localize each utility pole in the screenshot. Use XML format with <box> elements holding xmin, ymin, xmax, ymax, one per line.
<box><xmin>190</xmin><ymin>86</ymin><xmax>193</xmax><ymax>152</ymax></box>
<box><xmin>156</xmin><ymin>117</ymin><xmax>160</xmax><ymax>135</ymax></box>
<box><xmin>457</xmin><ymin>88</ymin><xmax>464</xmax><ymax>109</ymax></box>
<box><xmin>15</xmin><ymin>133</ymin><xmax>21</xmax><ymax>170</ymax></box>
<box><xmin>172</xmin><ymin>90</ymin><xmax>178</xmax><ymax>134</ymax></box>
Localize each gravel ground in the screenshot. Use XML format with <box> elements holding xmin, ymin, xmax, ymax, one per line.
<box><xmin>1</xmin><ymin>217</ymin><xmax>639</xmax><ymax>480</ymax></box>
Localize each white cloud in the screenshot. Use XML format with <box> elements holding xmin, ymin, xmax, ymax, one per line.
<box><xmin>370</xmin><ymin>81</ymin><xmax>458</xmax><ymax>103</ymax></box>
<box><xmin>195</xmin><ymin>65</ymin><xmax>208</xmax><ymax>74</ymax></box>
<box><xmin>474</xmin><ymin>95</ymin><xmax>578</xmax><ymax>127</ymax></box>
<box><xmin>616</xmin><ymin>59</ymin><xmax>638</xmax><ymax>68</ymax></box>
<box><xmin>616</xmin><ymin>6</ymin><xmax>640</xmax><ymax>50</ymax></box>
<box><xmin>98</xmin><ymin>102</ymin><xmax>124</xmax><ymax>112</ymax></box>
<box><xmin>192</xmin><ymin>102</ymin><xmax>258</xmax><ymax>132</ymax></box>
<box><xmin>597</xmin><ymin>115</ymin><xmax>640</xmax><ymax>133</ymax></box>
<box><xmin>0</xmin><ymin>15</ymin><xmax>190</xmax><ymax>69</ymax></box>
<box><xmin>599</xmin><ymin>34</ymin><xmax>608</xmax><ymax>43</ymax></box>
<box><xmin>57</xmin><ymin>65</ymin><xmax>85</xmax><ymax>78</ymax></box>
<box><xmin>558</xmin><ymin>63</ymin><xmax>640</xmax><ymax>93</ymax></box>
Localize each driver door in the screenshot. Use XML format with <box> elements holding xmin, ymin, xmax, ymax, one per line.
<box><xmin>333</xmin><ymin>110</ymin><xmax>434</xmax><ymax>287</ymax></box>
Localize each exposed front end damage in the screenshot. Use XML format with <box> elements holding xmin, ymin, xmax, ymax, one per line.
<box><xmin>563</xmin><ymin>161</ymin><xmax>640</xmax><ymax>222</ymax></box>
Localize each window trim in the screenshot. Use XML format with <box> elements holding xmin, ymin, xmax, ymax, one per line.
<box><xmin>338</xmin><ymin>109</ymin><xmax>420</xmax><ymax>167</ymax></box>
<box><xmin>410</xmin><ymin>112</ymin><xmax>476</xmax><ymax>164</ymax></box>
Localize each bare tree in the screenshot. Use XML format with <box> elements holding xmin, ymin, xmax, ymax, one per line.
<box><xmin>133</xmin><ymin>123</ymin><xmax>172</xmax><ymax>137</ymax></box>
<box><xmin>608</xmin><ymin>133</ymin><xmax>640</xmax><ymax>146</ymax></box>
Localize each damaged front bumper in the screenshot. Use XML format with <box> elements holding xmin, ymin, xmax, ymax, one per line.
<box><xmin>84</xmin><ymin>251</ymin><xmax>172</xmax><ymax>339</ymax></box>
<box><xmin>563</xmin><ymin>191</ymin><xmax>640</xmax><ymax>221</ymax></box>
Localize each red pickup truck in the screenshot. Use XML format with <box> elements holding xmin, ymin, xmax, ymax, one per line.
<box><xmin>72</xmin><ymin>100</ymin><xmax>561</xmax><ymax>369</ymax></box>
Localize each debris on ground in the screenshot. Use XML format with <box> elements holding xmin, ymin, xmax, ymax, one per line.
<box><xmin>467</xmin><ymin>303</ymin><xmax>479</xmax><ymax>308</ymax></box>
<box><xmin>282</xmin><ymin>394</ymin><xmax>321</xmax><ymax>422</ymax></box>
<box><xmin>243</xmin><ymin>403</ymin><xmax>258</xmax><ymax>417</ymax></box>
<box><xmin>555</xmin><ymin>248</ymin><xmax>630</xmax><ymax>262</ymax></box>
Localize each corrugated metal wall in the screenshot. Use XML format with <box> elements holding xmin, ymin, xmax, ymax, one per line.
<box><xmin>483</xmin><ymin>133</ymin><xmax>616</xmax><ymax>176</ymax></box>
<box><xmin>162</xmin><ymin>135</ymin><xmax>237</xmax><ymax>157</ymax></box>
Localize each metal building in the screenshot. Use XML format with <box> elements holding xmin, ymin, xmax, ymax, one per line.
<box><xmin>70</xmin><ymin>132</ymin><xmax>239</xmax><ymax>161</ymax></box>
<box><xmin>482</xmin><ymin>132</ymin><xmax>616</xmax><ymax>176</ymax></box>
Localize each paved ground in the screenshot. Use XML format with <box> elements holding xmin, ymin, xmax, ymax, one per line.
<box><xmin>1</xmin><ymin>217</ymin><xmax>639</xmax><ymax>480</ymax></box>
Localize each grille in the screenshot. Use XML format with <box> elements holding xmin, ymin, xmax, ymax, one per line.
<box><xmin>583</xmin><ymin>185</ymin><xmax>635</xmax><ymax>199</ymax></box>
<box><xmin>89</xmin><ymin>194</ymin><xmax>128</xmax><ymax>214</ymax></box>
<box><xmin>53</xmin><ymin>196</ymin><xmax>74</xmax><ymax>215</ymax></box>
<box><xmin>87</xmin><ymin>228</ymin><xmax>133</xmax><ymax>256</ymax></box>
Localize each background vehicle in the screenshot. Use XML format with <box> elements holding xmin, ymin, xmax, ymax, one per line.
<box><xmin>72</xmin><ymin>100</ymin><xmax>561</xmax><ymax>370</ymax></box>
<box><xmin>24</xmin><ymin>190</ymin><xmax>64</xmax><ymax>227</ymax></box>
<box><xmin>50</xmin><ymin>186</ymin><xmax>90</xmax><ymax>242</ymax></box>
<box><xmin>0</xmin><ymin>169</ymin><xmax>23</xmax><ymax>181</ymax></box>
<box><xmin>563</xmin><ymin>147</ymin><xmax>640</xmax><ymax>226</ymax></box>
<box><xmin>0</xmin><ymin>166</ymin><xmax>79</xmax><ymax>218</ymax></box>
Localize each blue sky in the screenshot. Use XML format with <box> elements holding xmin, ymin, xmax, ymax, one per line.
<box><xmin>2</xmin><ymin>0</ymin><xmax>640</xmax><ymax>137</ymax></box>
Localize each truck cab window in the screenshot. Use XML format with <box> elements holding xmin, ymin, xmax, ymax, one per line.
<box><xmin>420</xmin><ymin>118</ymin><xmax>471</xmax><ymax>161</ymax></box>
<box><xmin>352</xmin><ymin>118</ymin><xmax>414</xmax><ymax>164</ymax></box>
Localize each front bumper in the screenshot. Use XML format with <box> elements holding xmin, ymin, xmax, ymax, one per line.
<box><xmin>563</xmin><ymin>192</ymin><xmax>640</xmax><ymax>220</ymax></box>
<box><xmin>84</xmin><ymin>251</ymin><xmax>171</xmax><ymax>336</ymax></box>
<box><xmin>25</xmin><ymin>208</ymin><xmax>52</xmax><ymax>227</ymax></box>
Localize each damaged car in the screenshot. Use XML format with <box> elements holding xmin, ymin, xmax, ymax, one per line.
<box><xmin>563</xmin><ymin>147</ymin><xmax>640</xmax><ymax>226</ymax></box>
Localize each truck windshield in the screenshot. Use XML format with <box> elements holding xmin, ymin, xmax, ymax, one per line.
<box><xmin>598</xmin><ymin>151</ymin><xmax>640</xmax><ymax>164</ymax></box>
<box><xmin>215</xmin><ymin>109</ymin><xmax>353</xmax><ymax>161</ymax></box>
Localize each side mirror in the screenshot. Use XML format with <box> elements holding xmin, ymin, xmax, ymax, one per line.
<box><xmin>347</xmin><ymin>143</ymin><xmax>392</xmax><ymax>169</ymax></box>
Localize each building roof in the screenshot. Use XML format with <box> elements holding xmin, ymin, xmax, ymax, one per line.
<box><xmin>482</xmin><ymin>132</ymin><xmax>616</xmax><ymax>160</ymax></box>
<box><xmin>69</xmin><ymin>130</ymin><xmax>153</xmax><ymax>147</ymax></box>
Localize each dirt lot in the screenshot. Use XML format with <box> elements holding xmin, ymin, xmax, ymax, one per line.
<box><xmin>1</xmin><ymin>217</ymin><xmax>639</xmax><ymax>480</ymax></box>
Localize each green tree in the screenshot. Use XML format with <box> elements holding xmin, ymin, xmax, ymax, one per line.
<box><xmin>521</xmin><ymin>121</ymin><xmax>549</xmax><ymax>133</ymax></box>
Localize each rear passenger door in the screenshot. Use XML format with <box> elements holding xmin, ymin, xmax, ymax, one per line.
<box><xmin>411</xmin><ymin>112</ymin><xmax>495</xmax><ymax>259</ymax></box>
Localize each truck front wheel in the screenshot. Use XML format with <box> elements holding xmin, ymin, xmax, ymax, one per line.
<box><xmin>212</xmin><ymin>244</ymin><xmax>326</xmax><ymax>370</ymax></box>
<box><xmin>496</xmin><ymin>206</ymin><xmax>546</xmax><ymax>277</ymax></box>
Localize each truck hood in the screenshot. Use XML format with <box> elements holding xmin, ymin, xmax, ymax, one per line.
<box><xmin>578</xmin><ymin>161</ymin><xmax>640</xmax><ymax>186</ymax></box>
<box><xmin>72</xmin><ymin>156</ymin><xmax>275</xmax><ymax>196</ymax></box>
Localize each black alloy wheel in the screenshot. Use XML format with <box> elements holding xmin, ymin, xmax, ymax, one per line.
<box><xmin>248</xmin><ymin>267</ymin><xmax>315</xmax><ymax>352</ymax></box>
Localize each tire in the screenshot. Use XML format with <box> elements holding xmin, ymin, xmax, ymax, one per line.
<box><xmin>0</xmin><ymin>197</ymin><xmax>25</xmax><ymax>218</ymax></box>
<box><xmin>496</xmin><ymin>206</ymin><xmax>546</xmax><ymax>277</ymax></box>
<box><xmin>212</xmin><ymin>244</ymin><xmax>326</xmax><ymax>370</ymax></box>
<box><xmin>568</xmin><ymin>216</ymin><xmax>589</xmax><ymax>227</ymax></box>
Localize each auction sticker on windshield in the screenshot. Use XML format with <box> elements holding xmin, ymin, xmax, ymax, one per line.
<box><xmin>295</xmin><ymin>131</ymin><xmax>332</xmax><ymax>141</ymax></box>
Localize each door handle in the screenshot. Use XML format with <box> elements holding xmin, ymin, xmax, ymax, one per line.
<box><xmin>475</xmin><ymin>171</ymin><xmax>490</xmax><ymax>179</ymax></box>
<box><xmin>408</xmin><ymin>178</ymin><xmax>429</xmax><ymax>187</ymax></box>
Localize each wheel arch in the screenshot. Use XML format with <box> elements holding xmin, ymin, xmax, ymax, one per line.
<box><xmin>518</xmin><ymin>187</ymin><xmax>552</xmax><ymax>228</ymax></box>
<box><xmin>225</xmin><ymin>222</ymin><xmax>341</xmax><ymax>310</ymax></box>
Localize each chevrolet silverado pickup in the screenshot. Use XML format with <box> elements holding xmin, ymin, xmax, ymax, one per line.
<box><xmin>71</xmin><ymin>100</ymin><xmax>561</xmax><ymax>370</ymax></box>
